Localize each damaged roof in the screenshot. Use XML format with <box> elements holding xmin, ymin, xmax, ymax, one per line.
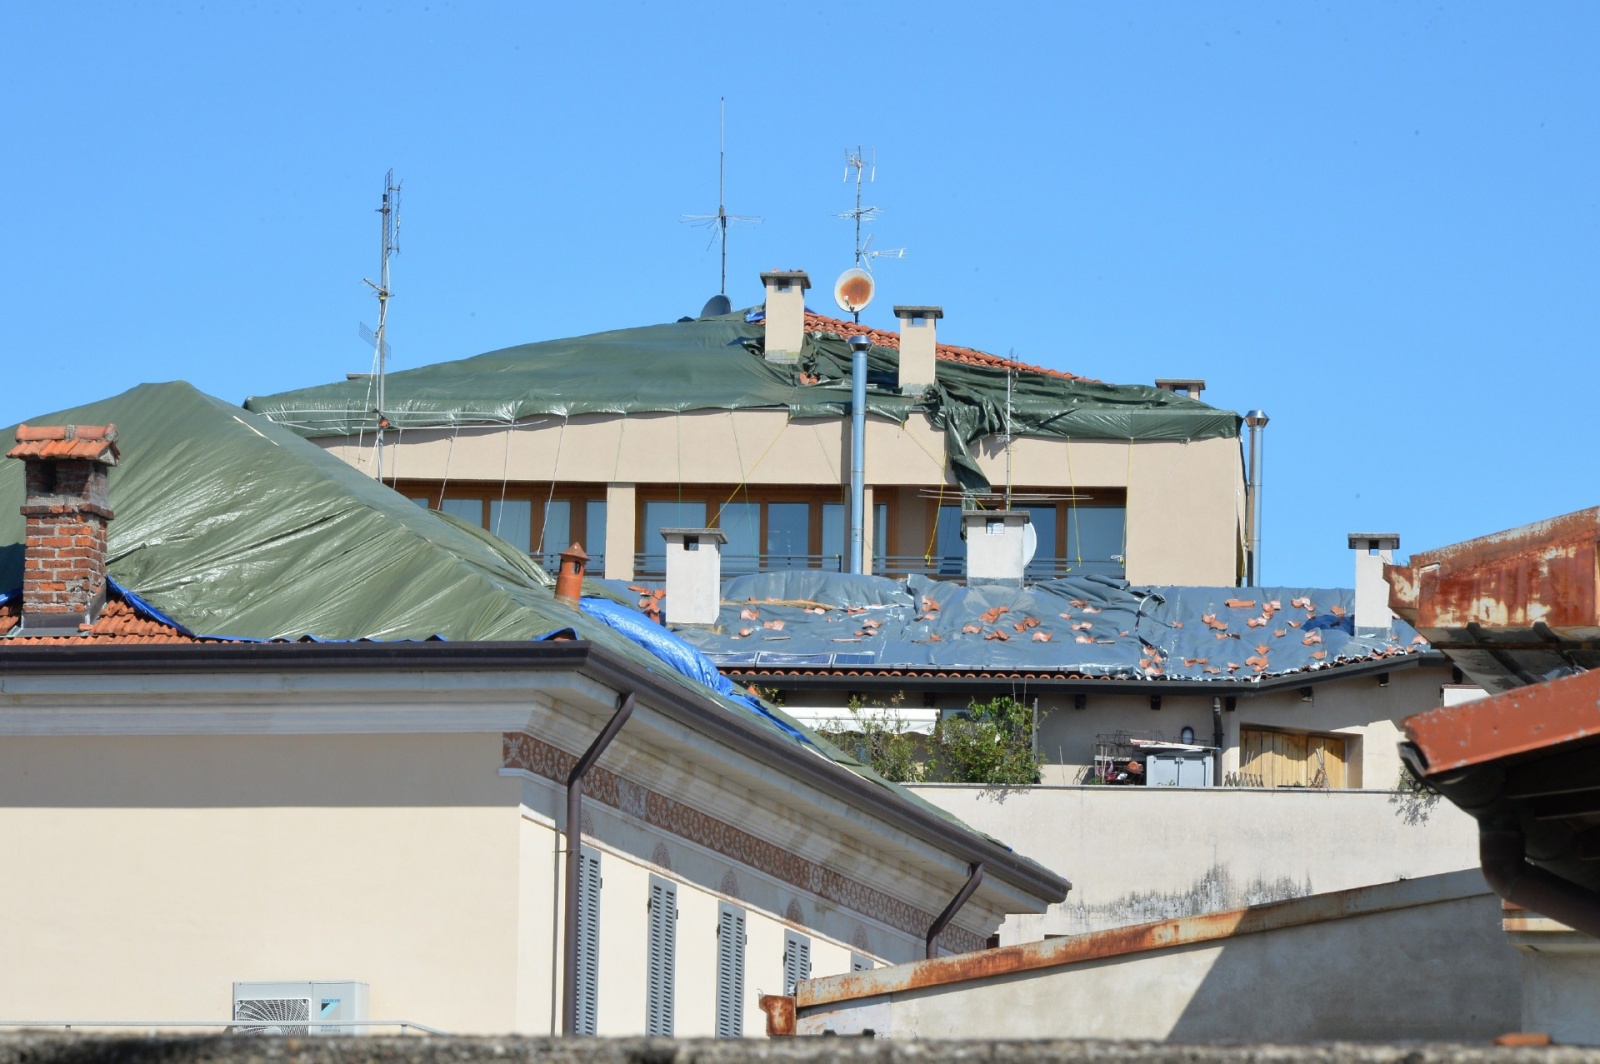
<box><xmin>243</xmin><ymin>308</ymin><xmax>1239</xmax><ymax>493</ymax></box>
<box><xmin>604</xmin><ymin>570</ymin><xmax>1433</xmax><ymax>688</ymax></box>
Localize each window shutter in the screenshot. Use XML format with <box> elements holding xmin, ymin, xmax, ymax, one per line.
<box><xmin>645</xmin><ymin>876</ymin><xmax>677</xmax><ymax>1036</ymax></box>
<box><xmin>714</xmin><ymin>903</ymin><xmax>746</xmax><ymax>1038</ymax></box>
<box><xmin>783</xmin><ymin>930</ymin><xmax>812</xmax><ymax>996</ymax></box>
<box><xmin>576</xmin><ymin>847</ymin><xmax>602</xmax><ymax>1036</ymax></box>
<box><xmin>850</xmin><ymin>952</ymin><xmax>873</xmax><ymax>973</ymax></box>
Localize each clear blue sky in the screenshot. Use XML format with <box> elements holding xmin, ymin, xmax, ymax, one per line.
<box><xmin>3</xmin><ymin>3</ymin><xmax>1596</xmax><ymax>587</ymax></box>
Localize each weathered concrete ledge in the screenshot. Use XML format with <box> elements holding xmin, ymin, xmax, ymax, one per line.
<box><xmin>0</xmin><ymin>1037</ymin><xmax>1590</xmax><ymax>1064</ymax></box>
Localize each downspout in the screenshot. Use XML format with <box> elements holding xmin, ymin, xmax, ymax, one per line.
<box><xmin>1479</xmin><ymin>829</ymin><xmax>1600</xmax><ymax>940</ymax></box>
<box><xmin>562</xmin><ymin>691</ymin><xmax>635</xmax><ymax>1035</ymax></box>
<box><xmin>848</xmin><ymin>334</ymin><xmax>869</xmax><ymax>575</ymax></box>
<box><xmin>1211</xmin><ymin>696</ymin><xmax>1224</xmax><ymax>786</ymax></box>
<box><xmin>925</xmin><ymin>862</ymin><xmax>984</xmax><ymax>959</ymax></box>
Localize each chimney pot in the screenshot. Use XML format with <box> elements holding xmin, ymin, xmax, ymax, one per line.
<box><xmin>6</xmin><ymin>423</ymin><xmax>120</xmax><ymax>633</ymax></box>
<box><xmin>894</xmin><ymin>305</ymin><xmax>943</xmax><ymax>394</ymax></box>
<box><xmin>1154</xmin><ymin>378</ymin><xmax>1206</xmax><ymax>400</ymax></box>
<box><xmin>962</xmin><ymin>509</ymin><xmax>1032</xmax><ymax>587</ymax></box>
<box><xmin>760</xmin><ymin>270</ymin><xmax>811</xmax><ymax>364</ymax></box>
<box><xmin>661</xmin><ymin>527</ymin><xmax>726</xmax><ymax>625</ymax></box>
<box><xmin>554</xmin><ymin>542</ymin><xmax>589</xmax><ymax>606</ymax></box>
<box><xmin>1347</xmin><ymin>532</ymin><xmax>1400</xmax><ymax>635</ymax></box>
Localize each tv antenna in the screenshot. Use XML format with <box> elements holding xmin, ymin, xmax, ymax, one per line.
<box><xmin>681</xmin><ymin>98</ymin><xmax>762</xmax><ymax>296</ymax></box>
<box><xmin>361</xmin><ymin>169</ymin><xmax>400</xmax><ymax>482</ymax></box>
<box><xmin>838</xmin><ymin>147</ymin><xmax>906</xmax><ymax>273</ymax></box>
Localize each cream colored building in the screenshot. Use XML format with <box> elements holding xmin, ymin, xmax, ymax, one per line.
<box><xmin>0</xmin><ymin>386</ymin><xmax>1066</xmax><ymax>1037</ymax></box>
<box><xmin>246</xmin><ymin>273</ymin><xmax>1248</xmax><ymax>587</ymax></box>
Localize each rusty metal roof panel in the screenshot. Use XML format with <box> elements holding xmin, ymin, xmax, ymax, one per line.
<box><xmin>1385</xmin><ymin>507</ymin><xmax>1600</xmax><ymax>692</ymax></box>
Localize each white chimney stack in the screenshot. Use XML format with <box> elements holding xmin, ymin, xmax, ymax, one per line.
<box><xmin>964</xmin><ymin>510</ymin><xmax>1032</xmax><ymax>586</ymax></box>
<box><xmin>1155</xmin><ymin>378</ymin><xmax>1206</xmax><ymax>400</ymax></box>
<box><xmin>894</xmin><ymin>305</ymin><xmax>942</xmax><ymax>393</ymax></box>
<box><xmin>661</xmin><ymin>527</ymin><xmax>726</xmax><ymax>625</ymax></box>
<box><xmin>760</xmin><ymin>270</ymin><xmax>810</xmax><ymax>363</ymax></box>
<box><xmin>1347</xmin><ymin>533</ymin><xmax>1400</xmax><ymax>635</ymax></box>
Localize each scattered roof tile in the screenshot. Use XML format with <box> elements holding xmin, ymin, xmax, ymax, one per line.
<box><xmin>803</xmin><ymin>312</ymin><xmax>1093</xmax><ymax>382</ymax></box>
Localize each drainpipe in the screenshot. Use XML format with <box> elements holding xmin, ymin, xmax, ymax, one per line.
<box><xmin>562</xmin><ymin>692</ymin><xmax>635</xmax><ymax>1035</ymax></box>
<box><xmin>1211</xmin><ymin>696</ymin><xmax>1224</xmax><ymax>786</ymax></box>
<box><xmin>925</xmin><ymin>862</ymin><xmax>984</xmax><ymax>959</ymax></box>
<box><xmin>1479</xmin><ymin>829</ymin><xmax>1600</xmax><ymax>939</ymax></box>
<box><xmin>1244</xmin><ymin>410</ymin><xmax>1269</xmax><ymax>585</ymax></box>
<box><xmin>849</xmin><ymin>335</ymin><xmax>869</xmax><ymax>575</ymax></box>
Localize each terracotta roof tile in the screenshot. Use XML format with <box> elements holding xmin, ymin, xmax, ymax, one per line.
<box><xmin>7</xmin><ymin>423</ymin><xmax>120</xmax><ymax>462</ymax></box>
<box><xmin>802</xmin><ymin>312</ymin><xmax>1093</xmax><ymax>383</ymax></box>
<box><xmin>0</xmin><ymin>595</ymin><xmax>210</xmax><ymax>645</ymax></box>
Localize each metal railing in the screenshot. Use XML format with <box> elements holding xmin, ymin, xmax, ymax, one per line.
<box><xmin>632</xmin><ymin>553</ymin><xmax>846</xmax><ymax>580</ymax></box>
<box><xmin>0</xmin><ymin>1020</ymin><xmax>448</xmax><ymax>1036</ymax></box>
<box><xmin>623</xmin><ymin>553</ymin><xmax>1127</xmax><ymax>582</ymax></box>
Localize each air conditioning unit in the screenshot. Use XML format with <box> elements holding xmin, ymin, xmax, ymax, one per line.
<box><xmin>232</xmin><ymin>981</ymin><xmax>369</xmax><ymax>1036</ymax></box>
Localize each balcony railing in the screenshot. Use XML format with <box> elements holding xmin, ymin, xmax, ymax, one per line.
<box><xmin>626</xmin><ymin>553</ymin><xmax>1124</xmax><ymax>582</ymax></box>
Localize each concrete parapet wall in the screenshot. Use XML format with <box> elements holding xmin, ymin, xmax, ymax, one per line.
<box><xmin>0</xmin><ymin>1036</ymin><xmax>1584</xmax><ymax>1064</ymax></box>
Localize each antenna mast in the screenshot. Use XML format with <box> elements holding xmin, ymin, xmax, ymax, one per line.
<box><xmin>837</xmin><ymin>148</ymin><xmax>905</xmax><ymax>321</ymax></box>
<box><xmin>1004</xmin><ymin>366</ymin><xmax>1014</xmax><ymax>510</ymax></box>
<box><xmin>363</xmin><ymin>169</ymin><xmax>401</xmax><ymax>481</ymax></box>
<box><xmin>681</xmin><ymin>99</ymin><xmax>761</xmax><ymax>296</ymax></box>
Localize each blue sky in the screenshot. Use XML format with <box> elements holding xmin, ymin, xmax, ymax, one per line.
<box><xmin>3</xmin><ymin>2</ymin><xmax>1596</xmax><ymax>587</ymax></box>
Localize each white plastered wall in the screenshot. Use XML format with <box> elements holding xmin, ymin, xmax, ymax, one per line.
<box><xmin>0</xmin><ymin>732</ymin><xmax>523</xmax><ymax>1033</ymax></box>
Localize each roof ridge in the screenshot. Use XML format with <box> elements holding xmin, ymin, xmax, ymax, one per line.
<box><xmin>802</xmin><ymin>311</ymin><xmax>1094</xmax><ymax>383</ymax></box>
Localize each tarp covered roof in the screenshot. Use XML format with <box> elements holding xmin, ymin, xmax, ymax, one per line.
<box><xmin>604</xmin><ymin>570</ymin><xmax>1430</xmax><ymax>683</ymax></box>
<box><xmin>244</xmin><ymin>310</ymin><xmax>1240</xmax><ymax>492</ymax></box>
<box><xmin>0</xmin><ymin>382</ymin><xmax>1038</xmax><ymax>872</ymax></box>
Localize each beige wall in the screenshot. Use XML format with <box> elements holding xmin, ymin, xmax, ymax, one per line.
<box><xmin>0</xmin><ymin>733</ymin><xmax>523</xmax><ymax>1032</ymax></box>
<box><xmin>911</xmin><ymin>782</ymin><xmax>1479</xmax><ymax>942</ymax></box>
<box><xmin>323</xmin><ymin>411</ymin><xmax>1244</xmax><ymax>586</ymax></box>
<box><xmin>797</xmin><ymin>876</ymin><xmax>1521</xmax><ymax>1042</ymax></box>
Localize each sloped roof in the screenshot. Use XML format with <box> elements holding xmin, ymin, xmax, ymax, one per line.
<box><xmin>610</xmin><ymin>571</ymin><xmax>1432</xmax><ymax>685</ymax></box>
<box><xmin>801</xmin><ymin>311</ymin><xmax>1090</xmax><ymax>382</ymax></box>
<box><xmin>0</xmin><ymin>383</ymin><xmax>1065</xmax><ymax>902</ymax></box>
<box><xmin>243</xmin><ymin>310</ymin><xmax>1237</xmax><ymax>493</ymax></box>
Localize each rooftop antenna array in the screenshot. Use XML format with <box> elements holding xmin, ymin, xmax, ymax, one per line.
<box><xmin>362</xmin><ymin>169</ymin><xmax>401</xmax><ymax>481</ymax></box>
<box><xmin>681</xmin><ymin>98</ymin><xmax>762</xmax><ymax>298</ymax></box>
<box><xmin>837</xmin><ymin>148</ymin><xmax>906</xmax><ymax>322</ymax></box>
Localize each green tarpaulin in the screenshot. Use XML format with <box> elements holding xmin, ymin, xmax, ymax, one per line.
<box><xmin>245</xmin><ymin>311</ymin><xmax>1241</xmax><ymax>492</ymax></box>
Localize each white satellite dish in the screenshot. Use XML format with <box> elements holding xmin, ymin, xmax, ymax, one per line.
<box><xmin>833</xmin><ymin>268</ymin><xmax>875</xmax><ymax>314</ymax></box>
<box><xmin>1021</xmin><ymin>521</ymin><xmax>1038</xmax><ymax>569</ymax></box>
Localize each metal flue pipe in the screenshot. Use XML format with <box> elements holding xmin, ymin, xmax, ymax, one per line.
<box><xmin>925</xmin><ymin>862</ymin><xmax>984</xmax><ymax>958</ymax></box>
<box><xmin>1244</xmin><ymin>410</ymin><xmax>1269</xmax><ymax>585</ymax></box>
<box><xmin>848</xmin><ymin>335</ymin><xmax>870</xmax><ymax>575</ymax></box>
<box><xmin>562</xmin><ymin>692</ymin><xmax>635</xmax><ymax>1035</ymax></box>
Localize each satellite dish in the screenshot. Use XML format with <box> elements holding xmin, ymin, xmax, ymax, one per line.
<box><xmin>833</xmin><ymin>268</ymin><xmax>875</xmax><ymax>314</ymax></box>
<box><xmin>699</xmin><ymin>293</ymin><xmax>733</xmax><ymax>318</ymax></box>
<box><xmin>1021</xmin><ymin>521</ymin><xmax>1038</xmax><ymax>569</ymax></box>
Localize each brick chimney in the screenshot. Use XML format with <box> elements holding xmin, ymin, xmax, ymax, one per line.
<box><xmin>894</xmin><ymin>305</ymin><xmax>943</xmax><ymax>393</ymax></box>
<box><xmin>6</xmin><ymin>424</ymin><xmax>120</xmax><ymax>634</ymax></box>
<box><xmin>760</xmin><ymin>270</ymin><xmax>810</xmax><ymax>363</ymax></box>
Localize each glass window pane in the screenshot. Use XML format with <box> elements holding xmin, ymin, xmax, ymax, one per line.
<box><xmin>490</xmin><ymin>499</ymin><xmax>533</xmax><ymax>555</ymax></box>
<box><xmin>534</xmin><ymin>499</ymin><xmax>568</xmax><ymax>565</ymax></box>
<box><xmin>822</xmin><ymin>502</ymin><xmax>845</xmax><ymax>570</ymax></box>
<box><xmin>874</xmin><ymin>502</ymin><xmax>888</xmax><ymax>564</ymax></box>
<box><xmin>440</xmin><ymin>497</ymin><xmax>483</xmax><ymax>526</ymax></box>
<box><xmin>410</xmin><ymin>496</ymin><xmax>430</xmax><ymax>507</ymax></box>
<box><xmin>1067</xmin><ymin>507</ymin><xmax>1126</xmax><ymax>577</ymax></box>
<box><xmin>766</xmin><ymin>502</ymin><xmax>809</xmax><ymax>569</ymax></box>
<box><xmin>718</xmin><ymin>501</ymin><xmax>760</xmax><ymax>575</ymax></box>
<box><xmin>584</xmin><ymin>499</ymin><xmax>607</xmax><ymax>569</ymax></box>
<box><xmin>642</xmin><ymin>500</ymin><xmax>707</xmax><ymax>575</ymax></box>
<box><xmin>1022</xmin><ymin>505</ymin><xmax>1058</xmax><ymax>580</ymax></box>
<box><xmin>935</xmin><ymin>505</ymin><xmax>963</xmax><ymax>575</ymax></box>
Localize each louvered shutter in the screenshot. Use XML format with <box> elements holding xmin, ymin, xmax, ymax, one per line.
<box><xmin>645</xmin><ymin>875</ymin><xmax>677</xmax><ymax>1036</ymax></box>
<box><xmin>850</xmin><ymin>952</ymin><xmax>873</xmax><ymax>973</ymax></box>
<box><xmin>714</xmin><ymin>903</ymin><xmax>745</xmax><ymax>1038</ymax></box>
<box><xmin>576</xmin><ymin>847</ymin><xmax>602</xmax><ymax>1035</ymax></box>
<box><xmin>782</xmin><ymin>931</ymin><xmax>812</xmax><ymax>996</ymax></box>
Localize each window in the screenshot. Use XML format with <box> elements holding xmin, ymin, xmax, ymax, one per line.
<box><xmin>490</xmin><ymin>498</ymin><xmax>533</xmax><ymax>554</ymax></box>
<box><xmin>575</xmin><ymin>847</ymin><xmax>602</xmax><ymax>1035</ymax></box>
<box><xmin>1240</xmin><ymin>727</ymin><xmax>1348</xmax><ymax>788</ymax></box>
<box><xmin>714</xmin><ymin>903</ymin><xmax>746</xmax><ymax>1038</ymax></box>
<box><xmin>636</xmin><ymin>490</ymin><xmax>890</xmax><ymax>576</ymax></box>
<box><xmin>782</xmin><ymin>930</ymin><xmax>812</xmax><ymax>996</ymax></box>
<box><xmin>928</xmin><ymin>493</ymin><xmax>1126</xmax><ymax>580</ymax></box>
<box><xmin>822</xmin><ymin>502</ymin><xmax>888</xmax><ymax>569</ymax></box>
<box><xmin>399</xmin><ymin>483</ymin><xmax>607</xmax><ymax>571</ymax></box>
<box><xmin>645</xmin><ymin>875</ymin><xmax>677</xmax><ymax>1036</ymax></box>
